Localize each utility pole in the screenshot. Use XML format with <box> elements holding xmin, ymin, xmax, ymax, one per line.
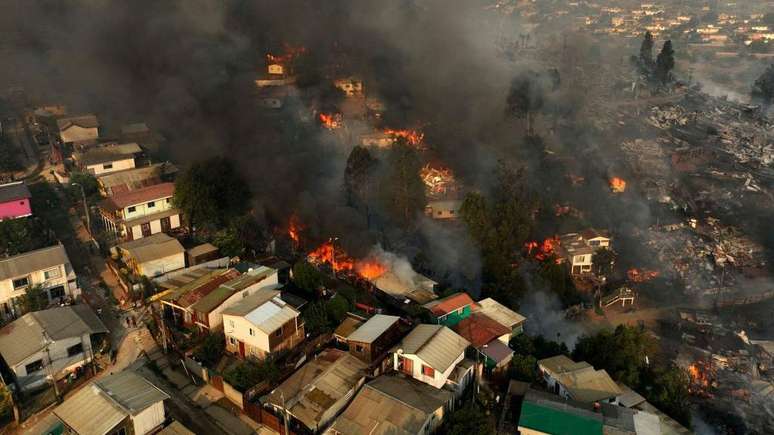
<box><xmin>281</xmin><ymin>391</ymin><xmax>290</xmax><ymax>435</ymax></box>
<box><xmin>42</xmin><ymin>331</ymin><xmax>60</xmax><ymax>401</ymax></box>
<box><xmin>72</xmin><ymin>182</ymin><xmax>92</xmax><ymax>245</ymax></box>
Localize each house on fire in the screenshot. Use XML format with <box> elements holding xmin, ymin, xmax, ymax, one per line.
<box><xmin>222</xmin><ymin>288</ymin><xmax>305</xmax><ymax>359</ymax></box>
<box><xmin>190</xmin><ymin>265</ymin><xmax>281</xmax><ymax>330</ymax></box>
<box><xmin>73</xmin><ymin>143</ymin><xmax>143</xmax><ymax>176</ymax></box>
<box><xmin>326</xmin><ymin>374</ymin><xmax>453</xmax><ymax>435</ymax></box>
<box><xmin>264</xmin><ymin>348</ymin><xmax>367</xmax><ymax>433</ymax></box>
<box><xmin>0</xmin><ymin>181</ymin><xmax>32</xmax><ymax>221</ymax></box>
<box><xmin>0</xmin><ymin>244</ymin><xmax>79</xmax><ymax>319</ymax></box>
<box><xmin>557</xmin><ymin>229</ymin><xmax>612</xmax><ymax>275</ymax></box>
<box><xmin>0</xmin><ymin>305</ymin><xmax>107</xmax><ymax>392</ymax></box>
<box><xmin>99</xmin><ymin>182</ymin><xmax>182</xmax><ymax>241</ymax></box>
<box><xmin>538</xmin><ymin>355</ymin><xmax>622</xmax><ymax>405</ymax></box>
<box><xmin>392</xmin><ymin>324</ymin><xmax>474</xmax><ymax>397</ymax></box>
<box><xmin>370</xmin><ymin>271</ymin><xmax>438</xmax><ymax>305</ymax></box>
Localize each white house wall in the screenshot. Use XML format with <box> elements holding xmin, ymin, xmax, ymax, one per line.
<box><xmin>208</xmin><ymin>275</ymin><xmax>279</xmax><ymax>329</ymax></box>
<box><xmin>0</xmin><ymin>262</ymin><xmax>76</xmax><ymax>314</ymax></box>
<box><xmin>132</xmin><ymin>400</ymin><xmax>166</xmax><ymax>435</ymax></box>
<box><xmin>394</xmin><ymin>351</ymin><xmax>464</xmax><ymax>389</ymax></box>
<box><xmin>86</xmin><ymin>158</ymin><xmax>135</xmax><ymax>176</ymax></box>
<box><xmin>138</xmin><ymin>253</ymin><xmax>185</xmax><ymax>278</ymax></box>
<box><xmin>13</xmin><ymin>334</ymin><xmax>93</xmax><ymax>391</ymax></box>
<box><xmin>224</xmin><ymin>315</ymin><xmax>271</xmax><ymax>352</ymax></box>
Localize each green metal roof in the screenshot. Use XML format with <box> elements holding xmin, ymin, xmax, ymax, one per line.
<box><xmin>519</xmin><ymin>401</ymin><xmax>603</xmax><ymax>435</ymax></box>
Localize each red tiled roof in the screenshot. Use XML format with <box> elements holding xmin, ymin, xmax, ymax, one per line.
<box><xmin>177</xmin><ymin>269</ymin><xmax>241</xmax><ymax>308</ymax></box>
<box><xmin>103</xmin><ymin>182</ymin><xmax>175</xmax><ymax>210</ymax></box>
<box><xmin>454</xmin><ymin>313</ymin><xmax>511</xmax><ymax>348</ymax></box>
<box><xmin>426</xmin><ymin>292</ymin><xmax>474</xmax><ymax>316</ymax></box>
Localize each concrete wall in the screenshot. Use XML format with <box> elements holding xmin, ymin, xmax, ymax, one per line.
<box><xmin>86</xmin><ymin>158</ymin><xmax>135</xmax><ymax>176</ymax></box>
<box><xmin>132</xmin><ymin>400</ymin><xmax>166</xmax><ymax>435</ymax></box>
<box><xmin>137</xmin><ymin>252</ymin><xmax>185</xmax><ymax>278</ymax></box>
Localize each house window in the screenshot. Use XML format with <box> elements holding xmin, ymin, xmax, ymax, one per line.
<box><xmin>457</xmin><ymin>308</ymin><xmax>464</xmax><ymax>315</ymax></box>
<box><xmin>12</xmin><ymin>277</ymin><xmax>29</xmax><ymax>290</ymax></box>
<box><xmin>422</xmin><ymin>365</ymin><xmax>435</xmax><ymax>377</ymax></box>
<box><xmin>274</xmin><ymin>326</ymin><xmax>283</xmax><ymax>337</ymax></box>
<box><xmin>589</xmin><ymin>240</ymin><xmax>600</xmax><ymax>246</ymax></box>
<box><xmin>147</xmin><ymin>201</ymin><xmax>155</xmax><ymax>208</ymax></box>
<box><xmin>355</xmin><ymin>344</ymin><xmax>364</xmax><ymax>353</ymax></box>
<box><xmin>127</xmin><ymin>206</ymin><xmax>136</xmax><ymax>213</ymax></box>
<box><xmin>166</xmin><ymin>198</ymin><xmax>171</xmax><ymax>204</ymax></box>
<box><xmin>249</xmin><ymin>328</ymin><xmax>255</xmax><ymax>336</ymax></box>
<box><xmin>229</xmin><ymin>320</ymin><xmax>235</xmax><ymax>328</ymax></box>
<box><xmin>229</xmin><ymin>337</ymin><xmax>236</xmax><ymax>345</ymax></box>
<box><xmin>103</xmin><ymin>163</ymin><xmax>113</xmax><ymax>170</ymax></box>
<box><xmin>67</xmin><ymin>343</ymin><xmax>83</xmax><ymax>357</ymax></box>
<box><xmin>44</xmin><ymin>268</ymin><xmax>61</xmax><ymax>280</ymax></box>
<box><xmin>25</xmin><ymin>359</ymin><xmax>44</xmax><ymax>374</ymax></box>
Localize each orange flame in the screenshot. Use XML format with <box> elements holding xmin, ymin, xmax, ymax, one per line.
<box><xmin>288</xmin><ymin>215</ymin><xmax>303</xmax><ymax>245</ymax></box>
<box><xmin>319</xmin><ymin>113</ymin><xmax>341</xmax><ymax>130</ymax></box>
<box><xmin>525</xmin><ymin>237</ymin><xmax>561</xmax><ymax>263</ymax></box>
<box><xmin>266</xmin><ymin>44</ymin><xmax>307</xmax><ymax>65</ymax></box>
<box><xmin>609</xmin><ymin>177</ymin><xmax>627</xmax><ymax>193</ymax></box>
<box><xmin>308</xmin><ymin>241</ymin><xmax>388</xmax><ymax>279</ymax></box>
<box><xmin>627</xmin><ymin>268</ymin><xmax>659</xmax><ymax>282</ymax></box>
<box><xmin>420</xmin><ymin>164</ymin><xmax>456</xmax><ymax>197</ymax></box>
<box><xmin>384</xmin><ymin>128</ymin><xmax>425</xmax><ymax>149</ymax></box>
<box><xmin>355</xmin><ymin>259</ymin><xmax>387</xmax><ymax>280</ymax></box>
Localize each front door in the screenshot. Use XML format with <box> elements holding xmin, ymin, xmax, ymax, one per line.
<box><xmin>239</xmin><ymin>341</ymin><xmax>246</xmax><ymax>358</ymax></box>
<box><xmin>141</xmin><ymin>222</ymin><xmax>152</xmax><ymax>237</ymax></box>
<box><xmin>160</xmin><ymin>217</ymin><xmax>171</xmax><ymax>232</ymax></box>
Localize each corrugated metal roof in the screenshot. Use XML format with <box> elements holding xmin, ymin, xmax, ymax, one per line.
<box><xmin>423</xmin><ymin>292</ymin><xmax>474</xmax><ymax>316</ymax></box>
<box><xmin>190</xmin><ymin>267</ymin><xmax>278</xmax><ymax>314</ymax></box>
<box><xmin>346</xmin><ymin>314</ymin><xmax>400</xmax><ymax>344</ymax></box>
<box><xmin>396</xmin><ymin>324</ymin><xmax>469</xmax><ymax>373</ymax></box>
<box><xmin>329</xmin><ymin>376</ymin><xmax>450</xmax><ymax>435</ymax></box>
<box><xmin>474</xmin><ymin>298</ymin><xmax>526</xmax><ymax>328</ymax></box>
<box><xmin>157</xmin><ymin>421</ymin><xmax>196</xmax><ymax>435</ymax></box>
<box><xmin>101</xmin><ymin>182</ymin><xmax>174</xmax><ymax>210</ymax></box>
<box><xmin>265</xmin><ymin>349</ymin><xmax>366</xmax><ymax>430</ymax></box>
<box><xmin>222</xmin><ymin>288</ymin><xmax>299</xmax><ymax>334</ymax></box>
<box><xmin>334</xmin><ymin>315</ymin><xmax>364</xmax><ymax>340</ymax></box>
<box><xmin>0</xmin><ymin>305</ymin><xmax>107</xmax><ymax>367</ymax></box>
<box><xmin>0</xmin><ymin>181</ymin><xmax>30</xmax><ymax>203</ymax></box>
<box><xmin>0</xmin><ymin>244</ymin><xmax>71</xmax><ymax>281</ymax></box>
<box><xmin>95</xmin><ymin>370</ymin><xmax>170</xmax><ymax>414</ymax></box>
<box><xmin>54</xmin><ymin>371</ymin><xmax>168</xmax><ymax>435</ymax></box>
<box><xmin>56</xmin><ymin>114</ymin><xmax>99</xmax><ymax>130</ymax></box>
<box><xmin>97</xmin><ymin>164</ymin><xmax>167</xmax><ymax>193</ymax></box>
<box><xmin>538</xmin><ymin>355</ymin><xmax>621</xmax><ymax>403</ymax></box>
<box><xmin>372</xmin><ymin>271</ymin><xmax>438</xmax><ymax>304</ymax></box>
<box><xmin>75</xmin><ymin>143</ymin><xmax>140</xmax><ymax>166</ymax></box>
<box><xmin>119</xmin><ymin>233</ymin><xmax>184</xmax><ymax>264</ymax></box>
<box><xmin>454</xmin><ymin>313</ymin><xmax>512</xmax><ymax>348</ymax></box>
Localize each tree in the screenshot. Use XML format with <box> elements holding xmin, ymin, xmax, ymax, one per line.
<box><xmin>511</xmin><ymin>333</ymin><xmax>570</xmax><ymax>360</ymax></box>
<box><xmin>302</xmin><ymin>301</ymin><xmax>331</xmax><ymax>336</ymax></box>
<box><xmin>639</xmin><ymin>31</ymin><xmax>655</xmax><ymax>70</ymax></box>
<box><xmin>0</xmin><ymin>140</ymin><xmax>21</xmax><ymax>173</ymax></box>
<box><xmin>509</xmin><ymin>354</ymin><xmax>537</xmax><ymax>382</ymax></box>
<box><xmin>655</xmin><ymin>40</ymin><xmax>676</xmax><ymax>85</ymax></box>
<box><xmin>438</xmin><ymin>402</ymin><xmax>494</xmax><ymax>435</ymax></box>
<box><xmin>343</xmin><ymin>146</ymin><xmax>377</xmax><ymax>209</ymax></box>
<box><xmin>325</xmin><ymin>294</ymin><xmax>350</xmax><ymax>324</ymax></box>
<box><xmin>292</xmin><ymin>260</ymin><xmax>322</xmax><ymax>294</ymax></box>
<box><xmin>68</xmin><ymin>171</ymin><xmax>100</xmax><ymax>203</ymax></box>
<box><xmin>752</xmin><ymin>64</ymin><xmax>774</xmax><ymax>106</ymax></box>
<box><xmin>592</xmin><ymin>247</ymin><xmax>617</xmax><ymax>277</ymax></box>
<box><xmin>460</xmin><ymin>162</ymin><xmax>535</xmax><ymax>305</ymax></box>
<box><xmin>642</xmin><ymin>366</ymin><xmax>692</xmax><ymax>427</ymax></box>
<box><xmin>173</xmin><ymin>157</ymin><xmax>251</xmax><ymax>234</ymax></box>
<box><xmin>211</xmin><ymin>215</ymin><xmax>260</xmax><ymax>258</ymax></box>
<box><xmin>506</xmin><ymin>71</ymin><xmax>546</xmax><ymax>135</ymax></box>
<box><xmin>192</xmin><ymin>333</ymin><xmax>225</xmax><ymax>367</ymax></box>
<box><xmin>380</xmin><ymin>142</ymin><xmax>425</xmax><ymax>225</ymax></box>
<box><xmin>0</xmin><ymin>219</ymin><xmax>49</xmax><ymax>257</ymax></box>
<box><xmin>18</xmin><ymin>285</ymin><xmax>48</xmax><ymax>314</ymax></box>
<box><xmin>573</xmin><ymin>325</ymin><xmax>656</xmax><ymax>387</ymax></box>
<box><xmin>223</xmin><ymin>357</ymin><xmax>280</xmax><ymax>392</ymax></box>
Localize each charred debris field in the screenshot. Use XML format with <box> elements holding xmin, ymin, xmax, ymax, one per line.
<box><xmin>2</xmin><ymin>1</ymin><xmax>774</xmax><ymax>434</ymax></box>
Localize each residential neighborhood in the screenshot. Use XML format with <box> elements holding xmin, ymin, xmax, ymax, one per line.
<box><xmin>1</xmin><ymin>1</ymin><xmax>773</xmax><ymax>434</ymax></box>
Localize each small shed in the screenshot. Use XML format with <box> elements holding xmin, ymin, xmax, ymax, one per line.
<box><xmin>186</xmin><ymin>243</ymin><xmax>219</xmax><ymax>266</ymax></box>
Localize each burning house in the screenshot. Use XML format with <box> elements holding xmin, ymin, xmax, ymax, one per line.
<box><xmin>551</xmin><ymin>229</ymin><xmax>612</xmax><ymax>275</ymax></box>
